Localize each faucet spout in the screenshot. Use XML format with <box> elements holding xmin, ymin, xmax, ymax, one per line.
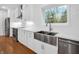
<box><xmin>46</xmin><ymin>23</ymin><xmax>52</xmax><ymax>32</ymax></box>
<box><xmin>49</xmin><ymin>23</ymin><xmax>52</xmax><ymax>31</ymax></box>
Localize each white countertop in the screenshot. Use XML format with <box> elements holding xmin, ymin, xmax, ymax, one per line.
<box><xmin>55</xmin><ymin>33</ymin><xmax>79</xmax><ymax>41</ymax></box>
<box><xmin>23</xmin><ymin>28</ymin><xmax>79</xmax><ymax>41</ymax></box>
<box><xmin>20</xmin><ymin>26</ymin><xmax>48</xmax><ymax>32</ymax></box>
<box><xmin>10</xmin><ymin>22</ymin><xmax>22</xmax><ymax>28</ymax></box>
<box><xmin>10</xmin><ymin>25</ymin><xmax>79</xmax><ymax>41</ymax></box>
<box><xmin>20</xmin><ymin>27</ymin><xmax>79</xmax><ymax>41</ymax></box>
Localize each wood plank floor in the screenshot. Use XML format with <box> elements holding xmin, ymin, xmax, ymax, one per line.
<box><xmin>0</xmin><ymin>36</ymin><xmax>35</xmax><ymax>54</ymax></box>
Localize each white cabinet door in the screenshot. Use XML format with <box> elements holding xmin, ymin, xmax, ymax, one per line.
<box><xmin>33</xmin><ymin>39</ymin><xmax>45</xmax><ymax>54</ymax></box>
<box><xmin>18</xmin><ymin>28</ymin><xmax>22</xmax><ymax>43</ymax></box>
<box><xmin>34</xmin><ymin>40</ymin><xmax>58</xmax><ymax>54</ymax></box>
<box><xmin>33</xmin><ymin>39</ymin><xmax>58</xmax><ymax>54</ymax></box>
<box><xmin>22</xmin><ymin>30</ymin><xmax>28</xmax><ymax>46</ymax></box>
<box><xmin>18</xmin><ymin>29</ymin><xmax>23</xmax><ymax>44</ymax></box>
<box><xmin>24</xmin><ymin>30</ymin><xmax>28</xmax><ymax>46</ymax></box>
<box><xmin>27</xmin><ymin>31</ymin><xmax>36</xmax><ymax>51</ymax></box>
<box><xmin>18</xmin><ymin>29</ymin><xmax>27</xmax><ymax>46</ymax></box>
<box><xmin>43</xmin><ymin>43</ymin><xmax>58</xmax><ymax>54</ymax></box>
<box><xmin>18</xmin><ymin>29</ymin><xmax>36</xmax><ymax>51</ymax></box>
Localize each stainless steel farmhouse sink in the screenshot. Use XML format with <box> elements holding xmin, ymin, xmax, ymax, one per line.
<box><xmin>34</xmin><ymin>31</ymin><xmax>58</xmax><ymax>46</ymax></box>
<box><xmin>37</xmin><ymin>31</ymin><xmax>57</xmax><ymax>36</ymax></box>
<box><xmin>37</xmin><ymin>31</ymin><xmax>47</xmax><ymax>34</ymax></box>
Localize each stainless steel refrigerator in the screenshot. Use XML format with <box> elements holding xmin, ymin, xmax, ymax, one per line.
<box><xmin>5</xmin><ymin>17</ymin><xmax>10</xmax><ymax>37</ymax></box>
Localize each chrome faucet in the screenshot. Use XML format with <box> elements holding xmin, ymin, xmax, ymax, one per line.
<box><xmin>49</xmin><ymin>23</ymin><xmax>52</xmax><ymax>31</ymax></box>
<box><xmin>46</xmin><ymin>23</ymin><xmax>52</xmax><ymax>31</ymax></box>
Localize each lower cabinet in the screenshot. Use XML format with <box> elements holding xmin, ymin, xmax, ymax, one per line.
<box><xmin>33</xmin><ymin>39</ymin><xmax>58</xmax><ymax>54</ymax></box>
<box><xmin>33</xmin><ymin>39</ymin><xmax>45</xmax><ymax>54</ymax></box>
<box><xmin>18</xmin><ymin>28</ymin><xmax>28</xmax><ymax>46</ymax></box>
<box><xmin>44</xmin><ymin>43</ymin><xmax>58</xmax><ymax>54</ymax></box>
<box><xmin>18</xmin><ymin>28</ymin><xmax>58</xmax><ymax>54</ymax></box>
<box><xmin>18</xmin><ymin>29</ymin><xmax>36</xmax><ymax>51</ymax></box>
<box><xmin>26</xmin><ymin>31</ymin><xmax>36</xmax><ymax>51</ymax></box>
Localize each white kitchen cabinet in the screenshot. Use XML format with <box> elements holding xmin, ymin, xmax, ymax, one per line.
<box><xmin>32</xmin><ymin>39</ymin><xmax>45</xmax><ymax>54</ymax></box>
<box><xmin>18</xmin><ymin>29</ymin><xmax>44</xmax><ymax>53</ymax></box>
<box><xmin>18</xmin><ymin>29</ymin><xmax>36</xmax><ymax>52</ymax></box>
<box><xmin>18</xmin><ymin>28</ymin><xmax>24</xmax><ymax>44</ymax></box>
<box><xmin>33</xmin><ymin>39</ymin><xmax>58</xmax><ymax>54</ymax></box>
<box><xmin>18</xmin><ymin>28</ymin><xmax>28</xmax><ymax>46</ymax></box>
<box><xmin>27</xmin><ymin>31</ymin><xmax>36</xmax><ymax>50</ymax></box>
<box><xmin>43</xmin><ymin>43</ymin><xmax>58</xmax><ymax>54</ymax></box>
<box><xmin>24</xmin><ymin>30</ymin><xmax>29</xmax><ymax>46</ymax></box>
<box><xmin>18</xmin><ymin>28</ymin><xmax>58</xmax><ymax>54</ymax></box>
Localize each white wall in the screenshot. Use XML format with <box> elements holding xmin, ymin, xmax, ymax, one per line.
<box><xmin>7</xmin><ymin>5</ymin><xmax>22</xmax><ymax>22</ymax></box>
<box><xmin>23</xmin><ymin>4</ymin><xmax>79</xmax><ymax>37</ymax></box>
<box><xmin>23</xmin><ymin>4</ymin><xmax>47</xmax><ymax>29</ymax></box>
<box><xmin>69</xmin><ymin>4</ymin><xmax>79</xmax><ymax>36</ymax></box>
<box><xmin>48</xmin><ymin>4</ymin><xmax>79</xmax><ymax>37</ymax></box>
<box><xmin>0</xmin><ymin>10</ymin><xmax>8</xmax><ymax>35</ymax></box>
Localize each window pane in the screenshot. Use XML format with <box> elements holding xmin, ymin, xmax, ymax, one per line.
<box><xmin>44</xmin><ymin>5</ymin><xmax>67</xmax><ymax>23</ymax></box>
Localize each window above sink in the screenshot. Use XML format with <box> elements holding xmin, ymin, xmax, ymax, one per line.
<box><xmin>42</xmin><ymin>5</ymin><xmax>70</xmax><ymax>25</ymax></box>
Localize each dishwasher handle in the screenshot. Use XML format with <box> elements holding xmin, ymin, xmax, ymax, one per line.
<box><xmin>59</xmin><ymin>39</ymin><xmax>79</xmax><ymax>45</ymax></box>
<box><xmin>67</xmin><ymin>41</ymin><xmax>79</xmax><ymax>45</ymax></box>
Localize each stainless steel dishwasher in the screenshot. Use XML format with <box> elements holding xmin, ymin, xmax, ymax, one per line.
<box><xmin>13</xmin><ymin>28</ymin><xmax>18</xmax><ymax>42</ymax></box>
<box><xmin>58</xmin><ymin>38</ymin><xmax>79</xmax><ymax>54</ymax></box>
